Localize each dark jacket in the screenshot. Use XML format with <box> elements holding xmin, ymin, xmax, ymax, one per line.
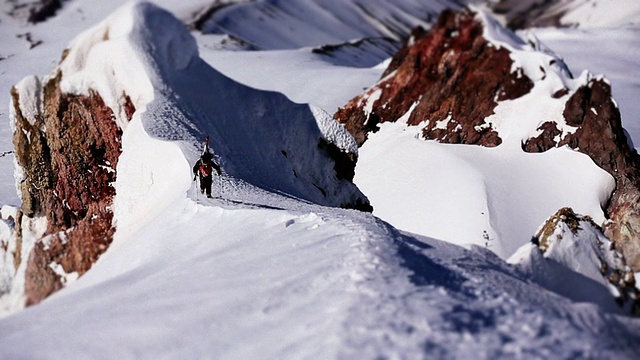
<box><xmin>193</xmin><ymin>152</ymin><xmax>221</xmax><ymax>179</ymax></box>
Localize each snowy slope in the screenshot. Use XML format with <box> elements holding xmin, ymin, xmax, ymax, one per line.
<box><xmin>57</xmin><ymin>1</ymin><xmax>369</xmax><ymax>217</ymax></box>
<box><xmin>3</xmin><ymin>187</ymin><xmax>640</xmax><ymax>359</ymax></box>
<box><xmin>354</xmin><ymin>121</ymin><xmax>614</xmax><ymax>258</ymax></box>
<box><xmin>0</xmin><ymin>1</ymin><xmax>640</xmax><ymax>359</ymax></box>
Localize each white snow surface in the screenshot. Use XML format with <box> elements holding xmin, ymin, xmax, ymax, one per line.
<box><xmin>355</xmin><ymin>120</ymin><xmax>614</xmax><ymax>259</ymax></box>
<box><xmin>485</xmin><ymin>0</ymin><xmax>640</xmax><ymax>28</ymax></box>
<box><xmin>0</xmin><ymin>1</ymin><xmax>639</xmax><ymax>359</ymax></box>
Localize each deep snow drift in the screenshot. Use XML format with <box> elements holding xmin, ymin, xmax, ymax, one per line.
<box><xmin>0</xmin><ymin>1</ymin><xmax>639</xmax><ymax>359</ymax></box>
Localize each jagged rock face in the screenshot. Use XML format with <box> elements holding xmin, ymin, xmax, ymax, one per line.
<box><xmin>529</xmin><ymin>207</ymin><xmax>639</xmax><ymax>314</ymax></box>
<box><xmin>11</xmin><ymin>72</ymin><xmax>132</xmax><ymax>305</ymax></box>
<box><xmin>334</xmin><ymin>9</ymin><xmax>533</xmax><ymax>147</ymax></box>
<box><xmin>524</xmin><ymin>78</ymin><xmax>640</xmax><ymax>270</ymax></box>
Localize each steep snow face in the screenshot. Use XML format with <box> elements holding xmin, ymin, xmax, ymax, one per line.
<box><xmin>195</xmin><ymin>40</ymin><xmax>386</xmax><ymax>113</ymax></box>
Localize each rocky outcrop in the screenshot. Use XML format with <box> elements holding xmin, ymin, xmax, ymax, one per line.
<box><xmin>11</xmin><ymin>72</ymin><xmax>133</xmax><ymax>305</ymax></box>
<box><xmin>524</xmin><ymin>78</ymin><xmax>640</xmax><ymax>270</ymax></box>
<box><xmin>27</xmin><ymin>0</ymin><xmax>64</xmax><ymax>24</ymax></box>
<box><xmin>335</xmin><ymin>8</ymin><xmax>640</xmax><ymax>272</ymax></box>
<box><xmin>514</xmin><ymin>207</ymin><xmax>639</xmax><ymax>314</ymax></box>
<box><xmin>334</xmin><ymin>9</ymin><xmax>532</xmax><ymax>147</ymax></box>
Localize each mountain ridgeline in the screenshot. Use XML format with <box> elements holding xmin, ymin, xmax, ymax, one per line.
<box><xmin>6</xmin><ymin>2</ymin><xmax>371</xmax><ymax>307</ymax></box>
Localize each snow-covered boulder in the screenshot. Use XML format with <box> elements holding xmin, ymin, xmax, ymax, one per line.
<box><xmin>509</xmin><ymin>207</ymin><xmax>639</xmax><ymax>314</ymax></box>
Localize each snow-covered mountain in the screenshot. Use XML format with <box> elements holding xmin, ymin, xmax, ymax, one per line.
<box><xmin>0</xmin><ymin>0</ymin><xmax>640</xmax><ymax>358</ymax></box>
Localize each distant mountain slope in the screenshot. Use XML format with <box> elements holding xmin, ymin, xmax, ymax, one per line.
<box><xmin>489</xmin><ymin>0</ymin><xmax>640</xmax><ymax>28</ymax></box>
<box><xmin>192</xmin><ymin>0</ymin><xmax>463</xmax><ymax>53</ymax></box>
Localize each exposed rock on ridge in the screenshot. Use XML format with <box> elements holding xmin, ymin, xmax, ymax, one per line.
<box><xmin>335</xmin><ymin>8</ymin><xmax>640</xmax><ymax>271</ymax></box>
<box><xmin>524</xmin><ymin>77</ymin><xmax>640</xmax><ymax>270</ymax></box>
<box><xmin>513</xmin><ymin>207</ymin><xmax>638</xmax><ymax>314</ymax></box>
<box><xmin>334</xmin><ymin>9</ymin><xmax>533</xmax><ymax>147</ymax></box>
<box><xmin>11</xmin><ymin>72</ymin><xmax>133</xmax><ymax>305</ymax></box>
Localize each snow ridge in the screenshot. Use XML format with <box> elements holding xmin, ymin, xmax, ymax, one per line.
<box><xmin>52</xmin><ymin>1</ymin><xmax>371</xmax><ymax>240</ymax></box>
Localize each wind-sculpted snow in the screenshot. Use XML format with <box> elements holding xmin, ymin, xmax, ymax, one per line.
<box><xmin>56</xmin><ymin>1</ymin><xmax>370</xmax><ymax>220</ymax></box>
<box><xmin>2</xmin><ymin>1</ymin><xmax>370</xmax><ymax>311</ymax></box>
<box><xmin>510</xmin><ymin>207</ymin><xmax>639</xmax><ymax>314</ymax></box>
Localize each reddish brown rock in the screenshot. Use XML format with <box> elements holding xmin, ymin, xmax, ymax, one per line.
<box><xmin>12</xmin><ymin>71</ymin><xmax>132</xmax><ymax>305</ymax></box>
<box><xmin>334</xmin><ymin>9</ymin><xmax>533</xmax><ymax>147</ymax></box>
<box><xmin>24</xmin><ymin>242</ymin><xmax>62</xmax><ymax>306</ymax></box>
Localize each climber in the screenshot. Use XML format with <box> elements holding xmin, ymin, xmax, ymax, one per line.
<box><xmin>193</xmin><ymin>150</ymin><xmax>221</xmax><ymax>198</ymax></box>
